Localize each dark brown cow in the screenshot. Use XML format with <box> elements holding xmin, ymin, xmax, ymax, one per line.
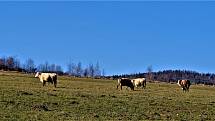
<box><xmin>177</xmin><ymin>79</ymin><xmax>191</xmax><ymax>92</ymax></box>
<box><xmin>117</xmin><ymin>78</ymin><xmax>134</xmax><ymax>90</ymax></box>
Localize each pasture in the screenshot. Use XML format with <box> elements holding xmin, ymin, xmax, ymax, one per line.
<box><xmin>0</xmin><ymin>72</ymin><xmax>215</xmax><ymax>120</ymax></box>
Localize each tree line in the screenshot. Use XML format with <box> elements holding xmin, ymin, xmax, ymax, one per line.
<box><xmin>110</xmin><ymin>69</ymin><xmax>215</xmax><ymax>85</ymax></box>
<box><xmin>66</xmin><ymin>61</ymin><xmax>105</xmax><ymax>77</ymax></box>
<box><xmin>0</xmin><ymin>56</ymin><xmax>104</xmax><ymax>77</ymax></box>
<box><xmin>3</xmin><ymin>55</ymin><xmax>214</xmax><ymax>85</ymax></box>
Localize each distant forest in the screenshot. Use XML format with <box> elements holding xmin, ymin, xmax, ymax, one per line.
<box><xmin>110</xmin><ymin>70</ymin><xmax>215</xmax><ymax>85</ymax></box>
<box><xmin>0</xmin><ymin>56</ymin><xmax>104</xmax><ymax>77</ymax></box>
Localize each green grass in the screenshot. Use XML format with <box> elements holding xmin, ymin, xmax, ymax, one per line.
<box><xmin>1</xmin><ymin>72</ymin><xmax>215</xmax><ymax>120</ymax></box>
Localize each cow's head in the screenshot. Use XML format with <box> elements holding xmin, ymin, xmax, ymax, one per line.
<box><xmin>35</xmin><ymin>72</ymin><xmax>41</xmax><ymax>77</ymax></box>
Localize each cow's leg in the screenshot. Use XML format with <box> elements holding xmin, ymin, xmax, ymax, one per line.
<box><xmin>53</xmin><ymin>76</ymin><xmax>57</xmax><ymax>87</ymax></box>
<box><xmin>184</xmin><ymin>86</ymin><xmax>187</xmax><ymax>92</ymax></box>
<box><xmin>141</xmin><ymin>84</ymin><xmax>144</xmax><ymax>89</ymax></box>
<box><xmin>54</xmin><ymin>81</ymin><xmax>57</xmax><ymax>88</ymax></box>
<box><xmin>187</xmin><ymin>85</ymin><xmax>190</xmax><ymax>92</ymax></box>
<box><xmin>131</xmin><ymin>86</ymin><xmax>134</xmax><ymax>91</ymax></box>
<box><xmin>187</xmin><ymin>86</ymin><xmax>190</xmax><ymax>92</ymax></box>
<box><xmin>183</xmin><ymin>85</ymin><xmax>187</xmax><ymax>92</ymax></box>
<box><xmin>183</xmin><ymin>87</ymin><xmax>186</xmax><ymax>92</ymax></box>
<box><xmin>117</xmin><ymin>84</ymin><xmax>120</xmax><ymax>90</ymax></box>
<box><xmin>43</xmin><ymin>81</ymin><xmax>46</xmax><ymax>86</ymax></box>
<box><xmin>120</xmin><ymin>85</ymin><xmax>122</xmax><ymax>90</ymax></box>
<box><xmin>186</xmin><ymin>86</ymin><xmax>189</xmax><ymax>92</ymax></box>
<box><xmin>181</xmin><ymin>86</ymin><xmax>184</xmax><ymax>92</ymax></box>
<box><xmin>141</xmin><ymin>82</ymin><xmax>145</xmax><ymax>89</ymax></box>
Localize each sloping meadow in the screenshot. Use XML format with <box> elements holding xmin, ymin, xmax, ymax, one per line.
<box><xmin>0</xmin><ymin>72</ymin><xmax>215</xmax><ymax>120</ymax></box>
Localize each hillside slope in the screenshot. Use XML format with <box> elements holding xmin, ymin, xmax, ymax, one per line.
<box><xmin>0</xmin><ymin>72</ymin><xmax>215</xmax><ymax>120</ymax></box>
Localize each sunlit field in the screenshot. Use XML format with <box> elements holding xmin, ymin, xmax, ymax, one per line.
<box><xmin>1</xmin><ymin>72</ymin><xmax>215</xmax><ymax>120</ymax></box>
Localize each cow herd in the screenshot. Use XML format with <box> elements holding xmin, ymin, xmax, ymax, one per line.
<box><xmin>116</xmin><ymin>77</ymin><xmax>191</xmax><ymax>92</ymax></box>
<box><xmin>34</xmin><ymin>72</ymin><xmax>191</xmax><ymax>92</ymax></box>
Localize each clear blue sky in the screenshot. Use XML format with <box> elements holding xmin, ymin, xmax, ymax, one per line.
<box><xmin>1</xmin><ymin>1</ymin><xmax>215</xmax><ymax>75</ymax></box>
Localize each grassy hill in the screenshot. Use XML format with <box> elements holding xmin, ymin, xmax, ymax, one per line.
<box><xmin>0</xmin><ymin>72</ymin><xmax>215</xmax><ymax>120</ymax></box>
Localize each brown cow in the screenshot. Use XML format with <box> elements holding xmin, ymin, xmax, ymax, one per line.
<box><xmin>177</xmin><ymin>79</ymin><xmax>191</xmax><ymax>92</ymax></box>
<box><xmin>117</xmin><ymin>78</ymin><xmax>134</xmax><ymax>90</ymax></box>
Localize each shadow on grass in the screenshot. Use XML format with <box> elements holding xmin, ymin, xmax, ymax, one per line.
<box><xmin>56</xmin><ymin>86</ymin><xmax>66</xmax><ymax>89</ymax></box>
<box><xmin>32</xmin><ymin>104</ymin><xmax>50</xmax><ymax>111</ymax></box>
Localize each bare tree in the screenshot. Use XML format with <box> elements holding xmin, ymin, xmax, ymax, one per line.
<box><xmin>14</xmin><ymin>58</ymin><xmax>21</xmax><ymax>69</ymax></box>
<box><xmin>0</xmin><ymin>57</ymin><xmax>6</xmax><ymax>70</ymax></box>
<box><xmin>71</xmin><ymin>63</ymin><xmax>76</xmax><ymax>76</ymax></box>
<box><xmin>94</xmin><ymin>62</ymin><xmax>101</xmax><ymax>77</ymax></box>
<box><xmin>102</xmin><ymin>69</ymin><xmax>105</xmax><ymax>77</ymax></box>
<box><xmin>56</xmin><ymin>65</ymin><xmax>63</xmax><ymax>72</ymax></box>
<box><xmin>88</xmin><ymin>63</ymin><xmax>94</xmax><ymax>77</ymax></box>
<box><xmin>44</xmin><ymin>61</ymin><xmax>49</xmax><ymax>72</ymax></box>
<box><xmin>147</xmin><ymin>65</ymin><xmax>153</xmax><ymax>81</ymax></box>
<box><xmin>6</xmin><ymin>56</ymin><xmax>15</xmax><ymax>69</ymax></box>
<box><xmin>50</xmin><ymin>64</ymin><xmax>56</xmax><ymax>72</ymax></box>
<box><xmin>75</xmin><ymin>62</ymin><xmax>83</xmax><ymax>77</ymax></box>
<box><xmin>67</xmin><ymin>62</ymin><xmax>73</xmax><ymax>75</ymax></box>
<box><xmin>0</xmin><ymin>57</ymin><xmax>5</xmax><ymax>66</ymax></box>
<box><xmin>0</xmin><ymin>58</ymin><xmax>5</xmax><ymax>66</ymax></box>
<box><xmin>68</xmin><ymin>62</ymin><xmax>83</xmax><ymax>77</ymax></box>
<box><xmin>24</xmin><ymin>58</ymin><xmax>36</xmax><ymax>73</ymax></box>
<box><xmin>37</xmin><ymin>63</ymin><xmax>46</xmax><ymax>72</ymax></box>
<box><xmin>83</xmin><ymin>68</ymin><xmax>89</xmax><ymax>77</ymax></box>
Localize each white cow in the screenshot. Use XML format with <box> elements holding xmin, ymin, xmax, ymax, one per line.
<box><xmin>131</xmin><ymin>78</ymin><xmax>146</xmax><ymax>89</ymax></box>
<box><xmin>35</xmin><ymin>72</ymin><xmax>57</xmax><ymax>88</ymax></box>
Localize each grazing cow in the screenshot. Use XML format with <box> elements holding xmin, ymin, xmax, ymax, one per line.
<box><xmin>131</xmin><ymin>78</ymin><xmax>146</xmax><ymax>89</ymax></box>
<box><xmin>35</xmin><ymin>72</ymin><xmax>57</xmax><ymax>88</ymax></box>
<box><xmin>177</xmin><ymin>79</ymin><xmax>191</xmax><ymax>92</ymax></box>
<box><xmin>117</xmin><ymin>78</ymin><xmax>134</xmax><ymax>90</ymax></box>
